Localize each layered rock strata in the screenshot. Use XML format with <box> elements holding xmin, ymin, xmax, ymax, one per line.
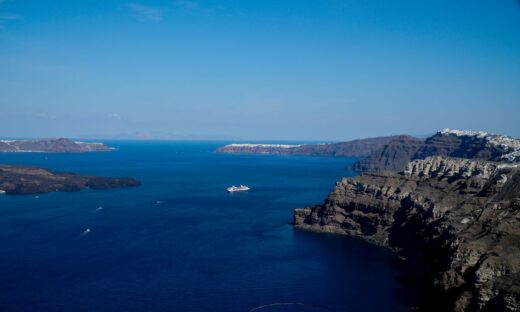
<box><xmin>295</xmin><ymin>156</ymin><xmax>520</xmax><ymax>311</ymax></box>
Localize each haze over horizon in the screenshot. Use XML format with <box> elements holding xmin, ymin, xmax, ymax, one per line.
<box><xmin>1</xmin><ymin>0</ymin><xmax>519</xmax><ymax>141</ymax></box>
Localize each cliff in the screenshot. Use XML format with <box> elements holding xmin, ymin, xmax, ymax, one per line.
<box><xmin>352</xmin><ymin>135</ymin><xmax>424</xmax><ymax>172</ymax></box>
<box><xmin>0</xmin><ymin>165</ymin><xmax>140</xmax><ymax>195</ymax></box>
<box><xmin>354</xmin><ymin>129</ymin><xmax>520</xmax><ymax>172</ymax></box>
<box><xmin>0</xmin><ymin>138</ymin><xmax>113</xmax><ymax>153</ymax></box>
<box><xmin>294</xmin><ymin>156</ymin><xmax>520</xmax><ymax>311</ymax></box>
<box><xmin>217</xmin><ymin>130</ymin><xmax>520</xmax><ymax>173</ymax></box>
<box><xmin>216</xmin><ymin>135</ymin><xmax>415</xmax><ymax>158</ymax></box>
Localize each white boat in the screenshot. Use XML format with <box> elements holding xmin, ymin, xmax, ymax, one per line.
<box><xmin>0</xmin><ymin>190</ymin><xmax>6</xmax><ymax>195</ymax></box>
<box><xmin>226</xmin><ymin>185</ymin><xmax>251</xmax><ymax>192</ymax></box>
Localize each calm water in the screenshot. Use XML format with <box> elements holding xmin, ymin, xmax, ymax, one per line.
<box><xmin>0</xmin><ymin>142</ymin><xmax>414</xmax><ymax>312</ymax></box>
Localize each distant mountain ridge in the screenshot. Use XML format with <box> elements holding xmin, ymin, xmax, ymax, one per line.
<box><xmin>217</xmin><ymin>129</ymin><xmax>520</xmax><ymax>173</ymax></box>
<box><xmin>216</xmin><ymin>135</ymin><xmax>414</xmax><ymax>158</ymax></box>
<box><xmin>0</xmin><ymin>138</ymin><xmax>113</xmax><ymax>153</ymax></box>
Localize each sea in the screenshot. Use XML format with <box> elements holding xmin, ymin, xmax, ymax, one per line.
<box><xmin>0</xmin><ymin>141</ymin><xmax>416</xmax><ymax>312</ymax></box>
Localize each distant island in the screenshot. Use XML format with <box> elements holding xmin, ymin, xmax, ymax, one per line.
<box><xmin>0</xmin><ymin>165</ymin><xmax>140</xmax><ymax>195</ymax></box>
<box><xmin>0</xmin><ymin>138</ymin><xmax>113</xmax><ymax>153</ymax></box>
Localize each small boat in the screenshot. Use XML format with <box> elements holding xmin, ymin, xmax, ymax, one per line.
<box><xmin>0</xmin><ymin>190</ymin><xmax>6</xmax><ymax>195</ymax></box>
<box><xmin>227</xmin><ymin>185</ymin><xmax>251</xmax><ymax>192</ymax></box>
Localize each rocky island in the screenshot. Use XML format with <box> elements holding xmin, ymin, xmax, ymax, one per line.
<box><xmin>0</xmin><ymin>165</ymin><xmax>140</xmax><ymax>195</ymax></box>
<box><xmin>0</xmin><ymin>138</ymin><xmax>113</xmax><ymax>153</ymax></box>
<box><xmin>295</xmin><ymin>155</ymin><xmax>520</xmax><ymax>311</ymax></box>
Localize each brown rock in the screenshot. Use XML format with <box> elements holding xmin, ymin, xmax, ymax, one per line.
<box><xmin>0</xmin><ymin>165</ymin><xmax>140</xmax><ymax>195</ymax></box>
<box><xmin>294</xmin><ymin>157</ymin><xmax>520</xmax><ymax>311</ymax></box>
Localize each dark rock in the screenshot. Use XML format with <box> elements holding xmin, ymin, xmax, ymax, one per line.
<box><xmin>218</xmin><ymin>129</ymin><xmax>520</xmax><ymax>174</ymax></box>
<box><xmin>294</xmin><ymin>156</ymin><xmax>520</xmax><ymax>311</ymax></box>
<box><xmin>0</xmin><ymin>165</ymin><xmax>140</xmax><ymax>195</ymax></box>
<box><xmin>354</xmin><ymin>129</ymin><xmax>520</xmax><ymax>173</ymax></box>
<box><xmin>216</xmin><ymin>135</ymin><xmax>416</xmax><ymax>158</ymax></box>
<box><xmin>414</xmin><ymin>133</ymin><xmax>503</xmax><ymax>161</ymax></box>
<box><xmin>353</xmin><ymin>135</ymin><xmax>424</xmax><ymax>172</ymax></box>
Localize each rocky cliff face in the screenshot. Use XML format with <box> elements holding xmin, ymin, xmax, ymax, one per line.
<box><xmin>353</xmin><ymin>135</ymin><xmax>424</xmax><ymax>172</ymax></box>
<box><xmin>0</xmin><ymin>138</ymin><xmax>113</xmax><ymax>153</ymax></box>
<box><xmin>295</xmin><ymin>156</ymin><xmax>520</xmax><ymax>311</ymax></box>
<box><xmin>354</xmin><ymin>129</ymin><xmax>520</xmax><ymax>172</ymax></box>
<box><xmin>217</xmin><ymin>130</ymin><xmax>520</xmax><ymax>173</ymax></box>
<box><xmin>0</xmin><ymin>165</ymin><xmax>140</xmax><ymax>195</ymax></box>
<box><xmin>413</xmin><ymin>130</ymin><xmax>516</xmax><ymax>162</ymax></box>
<box><xmin>216</xmin><ymin>135</ymin><xmax>414</xmax><ymax>158</ymax></box>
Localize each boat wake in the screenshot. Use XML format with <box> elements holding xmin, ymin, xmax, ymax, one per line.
<box><xmin>80</xmin><ymin>227</ymin><xmax>91</xmax><ymax>236</ymax></box>
<box><xmin>249</xmin><ymin>302</ymin><xmax>335</xmax><ymax>312</ymax></box>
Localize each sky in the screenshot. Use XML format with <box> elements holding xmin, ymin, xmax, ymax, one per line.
<box><xmin>0</xmin><ymin>0</ymin><xmax>519</xmax><ymax>141</ymax></box>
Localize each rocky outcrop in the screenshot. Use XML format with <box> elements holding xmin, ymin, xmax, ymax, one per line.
<box><xmin>354</xmin><ymin>129</ymin><xmax>520</xmax><ymax>173</ymax></box>
<box><xmin>216</xmin><ymin>135</ymin><xmax>415</xmax><ymax>158</ymax></box>
<box><xmin>294</xmin><ymin>156</ymin><xmax>520</xmax><ymax>311</ymax></box>
<box><xmin>0</xmin><ymin>165</ymin><xmax>140</xmax><ymax>195</ymax></box>
<box><xmin>0</xmin><ymin>138</ymin><xmax>113</xmax><ymax>153</ymax></box>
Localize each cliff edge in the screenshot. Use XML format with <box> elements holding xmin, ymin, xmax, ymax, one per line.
<box><xmin>295</xmin><ymin>156</ymin><xmax>520</xmax><ymax>311</ymax></box>
<box><xmin>354</xmin><ymin>129</ymin><xmax>520</xmax><ymax>172</ymax></box>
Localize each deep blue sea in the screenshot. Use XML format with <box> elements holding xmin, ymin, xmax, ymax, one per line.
<box><xmin>0</xmin><ymin>142</ymin><xmax>415</xmax><ymax>312</ymax></box>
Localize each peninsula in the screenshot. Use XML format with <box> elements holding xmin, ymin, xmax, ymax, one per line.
<box><xmin>217</xmin><ymin>129</ymin><xmax>520</xmax><ymax>173</ymax></box>
<box><xmin>288</xmin><ymin>128</ymin><xmax>520</xmax><ymax>311</ymax></box>
<box><xmin>216</xmin><ymin>135</ymin><xmax>416</xmax><ymax>158</ymax></box>
<box><xmin>221</xmin><ymin>129</ymin><xmax>520</xmax><ymax>310</ymax></box>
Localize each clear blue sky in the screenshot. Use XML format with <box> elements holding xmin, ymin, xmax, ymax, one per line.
<box><xmin>1</xmin><ymin>0</ymin><xmax>519</xmax><ymax>140</ymax></box>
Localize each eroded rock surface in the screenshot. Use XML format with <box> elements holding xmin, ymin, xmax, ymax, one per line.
<box><xmin>295</xmin><ymin>156</ymin><xmax>520</xmax><ymax>311</ymax></box>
